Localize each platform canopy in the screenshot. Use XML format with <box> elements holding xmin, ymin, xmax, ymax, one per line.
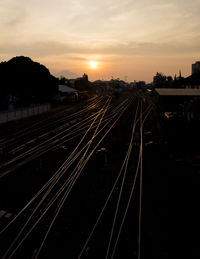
<box><xmin>155</xmin><ymin>88</ymin><xmax>200</xmax><ymax>96</ymax></box>
<box><xmin>58</xmin><ymin>85</ymin><xmax>77</xmax><ymax>94</ymax></box>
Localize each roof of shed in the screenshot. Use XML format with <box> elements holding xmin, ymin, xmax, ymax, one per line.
<box><xmin>58</xmin><ymin>85</ymin><xmax>77</xmax><ymax>93</ymax></box>
<box><xmin>155</xmin><ymin>88</ymin><xmax>200</xmax><ymax>96</ymax></box>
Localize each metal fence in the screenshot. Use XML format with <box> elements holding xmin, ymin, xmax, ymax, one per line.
<box><xmin>0</xmin><ymin>104</ymin><xmax>51</xmax><ymax>124</ymax></box>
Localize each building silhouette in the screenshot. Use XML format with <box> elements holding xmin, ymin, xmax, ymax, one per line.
<box><xmin>192</xmin><ymin>61</ymin><xmax>200</xmax><ymax>74</ymax></box>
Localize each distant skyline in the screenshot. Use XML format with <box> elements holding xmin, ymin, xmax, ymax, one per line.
<box><xmin>1</xmin><ymin>0</ymin><xmax>200</xmax><ymax>82</ymax></box>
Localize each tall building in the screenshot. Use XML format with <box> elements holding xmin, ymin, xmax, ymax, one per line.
<box><xmin>192</xmin><ymin>61</ymin><xmax>200</xmax><ymax>74</ymax></box>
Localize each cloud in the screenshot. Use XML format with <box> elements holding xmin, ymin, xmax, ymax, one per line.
<box><xmin>1</xmin><ymin>0</ymin><xmax>200</xmax><ymax>48</ymax></box>
<box><xmin>0</xmin><ymin>1</ymin><xmax>28</xmax><ymax>27</ymax></box>
<box><xmin>1</xmin><ymin>0</ymin><xmax>200</xmax><ymax>83</ymax></box>
<box><xmin>0</xmin><ymin>41</ymin><xmax>75</xmax><ymax>57</ymax></box>
<box><xmin>67</xmin><ymin>56</ymin><xmax>88</xmax><ymax>61</ymax></box>
<box><xmin>1</xmin><ymin>38</ymin><xmax>200</xmax><ymax>62</ymax></box>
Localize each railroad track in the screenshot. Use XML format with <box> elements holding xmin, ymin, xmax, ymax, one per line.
<box><xmin>0</xmin><ymin>95</ymin><xmax>153</xmax><ymax>259</ymax></box>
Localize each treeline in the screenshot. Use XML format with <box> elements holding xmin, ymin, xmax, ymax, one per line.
<box><xmin>0</xmin><ymin>56</ymin><xmax>58</xmax><ymax>109</ymax></box>
<box><xmin>153</xmin><ymin>72</ymin><xmax>184</xmax><ymax>88</ymax></box>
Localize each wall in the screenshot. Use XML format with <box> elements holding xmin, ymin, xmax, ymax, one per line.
<box><xmin>0</xmin><ymin>104</ymin><xmax>50</xmax><ymax>124</ymax></box>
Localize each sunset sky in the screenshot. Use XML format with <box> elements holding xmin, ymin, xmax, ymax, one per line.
<box><xmin>1</xmin><ymin>0</ymin><xmax>200</xmax><ymax>82</ymax></box>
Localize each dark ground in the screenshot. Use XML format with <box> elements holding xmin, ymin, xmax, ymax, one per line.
<box><xmin>144</xmin><ymin>114</ymin><xmax>200</xmax><ymax>259</ymax></box>
<box><xmin>163</xmin><ymin>118</ymin><xmax>200</xmax><ymax>258</ymax></box>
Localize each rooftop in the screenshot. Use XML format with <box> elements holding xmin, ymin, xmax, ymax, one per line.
<box><xmin>58</xmin><ymin>85</ymin><xmax>77</xmax><ymax>93</ymax></box>
<box><xmin>155</xmin><ymin>88</ymin><xmax>200</xmax><ymax>96</ymax></box>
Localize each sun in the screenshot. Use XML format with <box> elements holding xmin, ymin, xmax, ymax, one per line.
<box><xmin>89</xmin><ymin>61</ymin><xmax>98</xmax><ymax>69</ymax></box>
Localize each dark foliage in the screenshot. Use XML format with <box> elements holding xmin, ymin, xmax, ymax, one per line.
<box><xmin>153</xmin><ymin>72</ymin><xmax>168</xmax><ymax>88</ymax></box>
<box><xmin>0</xmin><ymin>56</ymin><xmax>58</xmax><ymax>108</ymax></box>
<box><xmin>74</xmin><ymin>73</ymin><xmax>89</xmax><ymax>91</ymax></box>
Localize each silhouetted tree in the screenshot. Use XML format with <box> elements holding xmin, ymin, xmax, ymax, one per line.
<box><xmin>75</xmin><ymin>74</ymin><xmax>89</xmax><ymax>91</ymax></box>
<box><xmin>0</xmin><ymin>61</ymin><xmax>9</xmax><ymax>108</ymax></box>
<box><xmin>153</xmin><ymin>72</ymin><xmax>168</xmax><ymax>88</ymax></box>
<box><xmin>59</xmin><ymin>76</ymin><xmax>70</xmax><ymax>86</ymax></box>
<box><xmin>0</xmin><ymin>56</ymin><xmax>58</xmax><ymax>108</ymax></box>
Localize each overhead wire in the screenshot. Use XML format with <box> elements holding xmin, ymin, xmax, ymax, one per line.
<box><xmin>78</xmin><ymin>101</ymin><xmax>152</xmax><ymax>259</ymax></box>
<box><xmin>1</xmin><ymin>96</ymin><xmax>119</xmax><ymax>258</ymax></box>
<box><xmin>105</xmin><ymin>101</ymin><xmax>140</xmax><ymax>259</ymax></box>
<box><xmin>1</xmin><ymin>96</ymin><xmax>138</xmax><ymax>259</ymax></box>
<box><xmin>110</xmin><ymin>103</ymin><xmax>153</xmax><ymax>259</ymax></box>
<box><xmin>0</xmin><ymin>97</ymin><xmax>113</xmax><ymax>178</ymax></box>
<box><xmin>0</xmin><ymin>96</ymin><xmax>100</xmax><ymax>148</ymax></box>
<box><xmin>1</xmin><ymin>97</ymin><xmax>112</xmax><ymax>259</ymax></box>
<box><xmin>0</xmin><ymin>97</ymin><xmax>128</xmax><ymax>237</ymax></box>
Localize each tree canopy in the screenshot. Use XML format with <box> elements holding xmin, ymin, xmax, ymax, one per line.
<box><xmin>0</xmin><ymin>56</ymin><xmax>58</xmax><ymax>108</ymax></box>
<box><xmin>153</xmin><ymin>72</ymin><xmax>168</xmax><ymax>88</ymax></box>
